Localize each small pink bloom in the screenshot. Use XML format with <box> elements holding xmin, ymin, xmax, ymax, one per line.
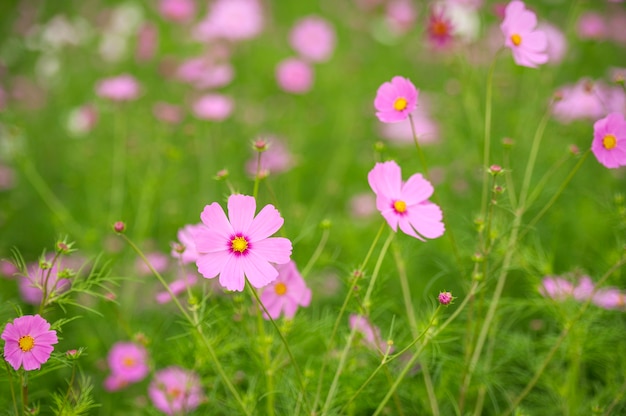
<box><xmin>608</xmin><ymin>10</ymin><xmax>626</xmax><ymax>45</ymax></box>
<box><xmin>438</xmin><ymin>291</ymin><xmax>453</xmax><ymax>305</ymax></box>
<box><xmin>245</xmin><ymin>137</ymin><xmax>295</xmax><ymax>177</ymax></box>
<box><xmin>349</xmin><ymin>193</ymin><xmax>377</xmax><ymax>219</ymax></box>
<box><xmin>171</xmin><ymin>223</ymin><xmax>206</xmax><ymax>264</ymax></box>
<box><xmin>2</xmin><ymin>314</ymin><xmax>58</xmax><ymax>371</ymax></box>
<box><xmin>156</xmin><ymin>273</ymin><xmax>198</xmax><ymax>304</ymax></box>
<box><xmin>368</xmin><ymin>160</ymin><xmax>445</xmax><ymax>241</ymax></box>
<box><xmin>67</xmin><ymin>104</ymin><xmax>98</xmax><ymax>136</ymax></box>
<box><xmin>191</xmin><ymin>94</ymin><xmax>234</xmax><ymax>121</ymax></box>
<box><xmin>107</xmin><ymin>341</ymin><xmax>149</xmax><ymax>384</ymax></box>
<box><xmin>592</xmin><ymin>288</ymin><xmax>626</xmax><ymax>310</ymax></box>
<box><xmin>104</xmin><ymin>372</ymin><xmax>130</xmax><ymax>392</ymax></box>
<box><xmin>153</xmin><ymin>102</ymin><xmax>183</xmax><ymax>124</ymax></box>
<box><xmin>149</xmin><ymin>366</ymin><xmax>204</xmax><ymax>415</ymax></box>
<box><xmin>349</xmin><ymin>314</ymin><xmax>391</xmax><ymax>352</ymax></box>
<box><xmin>539</xmin><ymin>276</ymin><xmax>573</xmax><ymax>300</ymax></box>
<box><xmin>194</xmin><ymin>194</ymin><xmax>293</xmax><ymax>292</ymax></box>
<box><xmin>19</xmin><ymin>261</ymin><xmax>71</xmax><ymax>305</ymax></box>
<box><xmin>177</xmin><ymin>57</ymin><xmax>234</xmax><ymax>90</ymax></box>
<box><xmin>500</xmin><ymin>1</ymin><xmax>548</xmax><ymax>68</ymax></box>
<box><xmin>552</xmin><ymin>79</ymin><xmax>623</xmax><ymax>124</ymax></box>
<box><xmin>136</xmin><ymin>23</ymin><xmax>158</xmax><ymax>62</ymax></box>
<box><xmin>374</xmin><ymin>76</ymin><xmax>418</xmax><ymax>123</ymax></box>
<box><xmin>1</xmin><ymin>260</ymin><xmax>18</xmax><ymax>278</ymax></box>
<box><xmin>95</xmin><ymin>74</ymin><xmax>140</xmax><ymax>102</ymax></box>
<box><xmin>385</xmin><ymin>0</ymin><xmax>417</xmax><ymax>36</ymax></box>
<box><xmin>591</xmin><ymin>112</ymin><xmax>626</xmax><ymax>169</ymax></box>
<box><xmin>194</xmin><ymin>0</ymin><xmax>263</xmax><ymax>42</ymax></box>
<box><xmin>289</xmin><ymin>16</ymin><xmax>336</xmax><ymax>63</ymax></box>
<box><xmin>159</xmin><ymin>0</ymin><xmax>196</xmax><ymax>23</ymax></box>
<box><xmin>537</xmin><ymin>21</ymin><xmax>567</xmax><ymax>65</ymax></box>
<box><xmin>426</xmin><ymin>6</ymin><xmax>455</xmax><ymax>48</ymax></box>
<box><xmin>135</xmin><ymin>252</ymin><xmax>170</xmax><ymax>276</ymax></box>
<box><xmin>276</xmin><ymin>58</ymin><xmax>314</xmax><ymax>94</ymax></box>
<box><xmin>260</xmin><ymin>260</ymin><xmax>312</xmax><ymax>320</ymax></box>
<box><xmin>573</xmin><ymin>276</ymin><xmax>595</xmax><ymax>301</ymax></box>
<box><xmin>577</xmin><ymin>12</ymin><xmax>607</xmax><ymax>40</ymax></box>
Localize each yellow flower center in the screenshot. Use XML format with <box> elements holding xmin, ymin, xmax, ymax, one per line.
<box><xmin>393</xmin><ymin>97</ymin><xmax>408</xmax><ymax>111</ymax></box>
<box><xmin>274</xmin><ymin>282</ymin><xmax>287</xmax><ymax>296</ymax></box>
<box><xmin>122</xmin><ymin>356</ymin><xmax>135</xmax><ymax>367</ymax></box>
<box><xmin>511</xmin><ymin>34</ymin><xmax>522</xmax><ymax>46</ymax></box>
<box><xmin>168</xmin><ymin>387</ymin><xmax>182</xmax><ymax>399</ymax></box>
<box><xmin>18</xmin><ymin>335</ymin><xmax>35</xmax><ymax>352</ymax></box>
<box><xmin>231</xmin><ymin>236</ymin><xmax>248</xmax><ymax>253</ymax></box>
<box><xmin>393</xmin><ymin>200</ymin><xmax>407</xmax><ymax>213</ymax></box>
<box><xmin>603</xmin><ymin>134</ymin><xmax>617</xmax><ymax>150</ymax></box>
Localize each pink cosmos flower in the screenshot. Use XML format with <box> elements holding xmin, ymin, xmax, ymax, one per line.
<box><xmin>149</xmin><ymin>366</ymin><xmax>204</xmax><ymax>415</ymax></box>
<box><xmin>289</xmin><ymin>16</ymin><xmax>336</xmax><ymax>63</ymax></box>
<box><xmin>194</xmin><ymin>0</ymin><xmax>263</xmax><ymax>42</ymax></box>
<box><xmin>1</xmin><ymin>260</ymin><xmax>18</xmax><ymax>278</ymax></box>
<box><xmin>260</xmin><ymin>260</ymin><xmax>312</xmax><ymax>320</ymax></box>
<box><xmin>153</xmin><ymin>102</ymin><xmax>183</xmax><ymax>124</ymax></box>
<box><xmin>538</xmin><ymin>21</ymin><xmax>567</xmax><ymax>65</ymax></box>
<box><xmin>106</xmin><ymin>341</ymin><xmax>149</xmax><ymax>386</ymax></box>
<box><xmin>349</xmin><ymin>314</ymin><xmax>391</xmax><ymax>353</ymax></box>
<box><xmin>159</xmin><ymin>0</ymin><xmax>196</xmax><ymax>23</ymax></box>
<box><xmin>191</xmin><ymin>94</ymin><xmax>234</xmax><ymax>121</ymax></box>
<box><xmin>426</xmin><ymin>6</ymin><xmax>455</xmax><ymax>48</ymax></box>
<box><xmin>2</xmin><ymin>314</ymin><xmax>58</xmax><ymax>371</ymax></box>
<box><xmin>67</xmin><ymin>104</ymin><xmax>98</xmax><ymax>136</ymax></box>
<box><xmin>367</xmin><ymin>160</ymin><xmax>445</xmax><ymax>241</ymax></box>
<box><xmin>135</xmin><ymin>252</ymin><xmax>170</xmax><ymax>276</ymax></box>
<box><xmin>500</xmin><ymin>1</ymin><xmax>548</xmax><ymax>68</ymax></box>
<box><xmin>177</xmin><ymin>56</ymin><xmax>234</xmax><ymax>90</ymax></box>
<box><xmin>608</xmin><ymin>10</ymin><xmax>626</xmax><ymax>45</ymax></box>
<box><xmin>95</xmin><ymin>74</ymin><xmax>140</xmax><ymax>101</ymax></box>
<box><xmin>374</xmin><ymin>76</ymin><xmax>418</xmax><ymax>123</ymax></box>
<box><xmin>552</xmin><ymin>79</ymin><xmax>625</xmax><ymax>124</ymax></box>
<box><xmin>349</xmin><ymin>193</ymin><xmax>377</xmax><ymax>219</ymax></box>
<box><xmin>156</xmin><ymin>273</ymin><xmax>198</xmax><ymax>304</ymax></box>
<box><xmin>385</xmin><ymin>0</ymin><xmax>417</xmax><ymax>36</ymax></box>
<box><xmin>19</xmin><ymin>261</ymin><xmax>71</xmax><ymax>305</ymax></box>
<box><xmin>572</xmin><ymin>276</ymin><xmax>595</xmax><ymax>301</ymax></box>
<box><xmin>193</xmin><ymin>194</ymin><xmax>293</xmax><ymax>292</ymax></box>
<box><xmin>540</xmin><ymin>276</ymin><xmax>573</xmax><ymax>300</ymax></box>
<box><xmin>245</xmin><ymin>137</ymin><xmax>295</xmax><ymax>177</ymax></box>
<box><xmin>592</xmin><ymin>288</ymin><xmax>626</xmax><ymax>310</ymax></box>
<box><xmin>135</xmin><ymin>23</ymin><xmax>158</xmax><ymax>62</ymax></box>
<box><xmin>591</xmin><ymin>112</ymin><xmax>626</xmax><ymax>169</ymax></box>
<box><xmin>577</xmin><ymin>12</ymin><xmax>607</xmax><ymax>40</ymax></box>
<box><xmin>171</xmin><ymin>223</ymin><xmax>205</xmax><ymax>264</ymax></box>
<box><xmin>276</xmin><ymin>58</ymin><xmax>314</xmax><ymax>94</ymax></box>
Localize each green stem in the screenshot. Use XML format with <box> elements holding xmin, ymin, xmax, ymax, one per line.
<box><xmin>38</xmin><ymin>251</ymin><xmax>62</xmax><ymax>315</ymax></box>
<box><xmin>253</xmin><ymin>151</ymin><xmax>263</xmax><ymax>200</ymax></box>
<box><xmin>109</xmin><ymin>111</ymin><xmax>126</xmax><ymax>224</ymax></box>
<box><xmin>301</xmin><ymin>226</ymin><xmax>330</xmax><ymax>278</ymax></box>
<box><xmin>479</xmin><ymin>54</ymin><xmax>500</xmax><ymax>216</ymax></box>
<box><xmin>408</xmin><ymin>113</ymin><xmax>430</xmax><ymax>177</ymax></box>
<box><xmin>5</xmin><ymin>361</ymin><xmax>19</xmax><ymax>416</ymax></box>
<box><xmin>603</xmin><ymin>377</ymin><xmax>626</xmax><ymax>416</ymax></box>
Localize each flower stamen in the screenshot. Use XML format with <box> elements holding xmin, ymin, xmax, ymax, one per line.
<box><xmin>511</xmin><ymin>34</ymin><xmax>522</xmax><ymax>46</ymax></box>
<box><xmin>393</xmin><ymin>97</ymin><xmax>408</xmax><ymax>111</ymax></box>
<box><xmin>603</xmin><ymin>134</ymin><xmax>617</xmax><ymax>150</ymax></box>
<box><xmin>18</xmin><ymin>335</ymin><xmax>35</xmax><ymax>352</ymax></box>
<box><xmin>393</xmin><ymin>200</ymin><xmax>407</xmax><ymax>214</ymax></box>
<box><xmin>231</xmin><ymin>236</ymin><xmax>249</xmax><ymax>254</ymax></box>
<box><xmin>274</xmin><ymin>282</ymin><xmax>288</xmax><ymax>295</ymax></box>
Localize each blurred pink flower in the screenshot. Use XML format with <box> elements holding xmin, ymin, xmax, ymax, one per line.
<box><xmin>0</xmin><ymin>164</ymin><xmax>15</xmax><ymax>190</ymax></box>
<box><xmin>572</xmin><ymin>276</ymin><xmax>595</xmax><ymax>301</ymax></box>
<box><xmin>349</xmin><ymin>314</ymin><xmax>391</xmax><ymax>352</ymax></box>
<box><xmin>191</xmin><ymin>94</ymin><xmax>234</xmax><ymax>121</ymax></box>
<box><xmin>289</xmin><ymin>16</ymin><xmax>336</xmax><ymax>63</ymax></box>
<box><xmin>385</xmin><ymin>0</ymin><xmax>417</xmax><ymax>36</ymax></box>
<box><xmin>149</xmin><ymin>367</ymin><xmax>204</xmax><ymax>415</ymax></box>
<box><xmin>135</xmin><ymin>252</ymin><xmax>170</xmax><ymax>276</ymax></box>
<box><xmin>2</xmin><ymin>314</ymin><xmax>58</xmax><ymax>371</ymax></box>
<box><xmin>368</xmin><ymin>160</ymin><xmax>445</xmax><ymax>241</ymax></box>
<box><xmin>153</xmin><ymin>102</ymin><xmax>183</xmax><ymax>124</ymax></box>
<box><xmin>378</xmin><ymin>103</ymin><xmax>440</xmax><ymax>145</ymax></box>
<box><xmin>136</xmin><ymin>23</ymin><xmax>158</xmax><ymax>62</ymax></box>
<box><xmin>106</xmin><ymin>341</ymin><xmax>149</xmax><ymax>386</ymax></box>
<box><xmin>245</xmin><ymin>137</ymin><xmax>295</xmax><ymax>176</ymax></box>
<box><xmin>349</xmin><ymin>193</ymin><xmax>377</xmax><ymax>219</ymax></box>
<box><xmin>171</xmin><ymin>223</ymin><xmax>205</xmax><ymax>264</ymax></box>
<box><xmin>156</xmin><ymin>273</ymin><xmax>198</xmax><ymax>304</ymax></box>
<box><xmin>194</xmin><ymin>194</ymin><xmax>292</xmax><ymax>292</ymax></box>
<box><xmin>500</xmin><ymin>0</ymin><xmax>548</xmax><ymax>68</ymax></box>
<box><xmin>552</xmin><ymin>79</ymin><xmax>625</xmax><ymax>124</ymax></box>
<box><xmin>447</xmin><ymin>0</ymin><xmax>483</xmax><ymax>8</ymax></box>
<box><xmin>608</xmin><ymin>9</ymin><xmax>626</xmax><ymax>45</ymax></box>
<box><xmin>540</xmin><ymin>276</ymin><xmax>573</xmax><ymax>300</ymax></box>
<box><xmin>104</xmin><ymin>372</ymin><xmax>130</xmax><ymax>392</ymax></box>
<box><xmin>95</xmin><ymin>74</ymin><xmax>140</xmax><ymax>101</ymax></box>
<box><xmin>19</xmin><ymin>261</ymin><xmax>71</xmax><ymax>305</ymax></box>
<box><xmin>260</xmin><ymin>260</ymin><xmax>312</xmax><ymax>320</ymax></box>
<box><xmin>592</xmin><ymin>288</ymin><xmax>626</xmax><ymax>310</ymax></box>
<box><xmin>591</xmin><ymin>112</ymin><xmax>626</xmax><ymax>169</ymax></box>
<box><xmin>537</xmin><ymin>21</ymin><xmax>567</xmax><ymax>65</ymax></box>
<box><xmin>0</xmin><ymin>260</ymin><xmax>18</xmax><ymax>277</ymax></box>
<box><xmin>177</xmin><ymin>56</ymin><xmax>234</xmax><ymax>89</ymax></box>
<box><xmin>374</xmin><ymin>76</ymin><xmax>418</xmax><ymax>123</ymax></box>
<box><xmin>276</xmin><ymin>58</ymin><xmax>314</xmax><ymax>94</ymax></box>
<box><xmin>67</xmin><ymin>104</ymin><xmax>98</xmax><ymax>136</ymax></box>
<box><xmin>0</xmin><ymin>85</ymin><xmax>7</xmax><ymax>111</ymax></box>
<box><xmin>426</xmin><ymin>6</ymin><xmax>455</xmax><ymax>48</ymax></box>
<box><xmin>194</xmin><ymin>0</ymin><xmax>263</xmax><ymax>42</ymax></box>
<box><xmin>159</xmin><ymin>0</ymin><xmax>196</xmax><ymax>23</ymax></box>
<box><xmin>577</xmin><ymin>12</ymin><xmax>607</xmax><ymax>40</ymax></box>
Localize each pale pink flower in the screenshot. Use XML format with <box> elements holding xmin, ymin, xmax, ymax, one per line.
<box><xmin>149</xmin><ymin>366</ymin><xmax>204</xmax><ymax>415</ymax></box>
<box><xmin>106</xmin><ymin>341</ymin><xmax>149</xmax><ymax>385</ymax></box>
<box><xmin>592</xmin><ymin>288</ymin><xmax>626</xmax><ymax>310</ymax></box>
<box><xmin>191</xmin><ymin>94</ymin><xmax>233</xmax><ymax>121</ymax></box>
<box><xmin>385</xmin><ymin>0</ymin><xmax>417</xmax><ymax>36</ymax></box>
<box><xmin>426</xmin><ymin>6</ymin><xmax>455</xmax><ymax>48</ymax></box>
<box><xmin>104</xmin><ymin>372</ymin><xmax>130</xmax><ymax>392</ymax></box>
<box><xmin>349</xmin><ymin>193</ymin><xmax>377</xmax><ymax>219</ymax></box>
<box><xmin>19</xmin><ymin>261</ymin><xmax>71</xmax><ymax>305</ymax></box>
<box><xmin>276</xmin><ymin>58</ymin><xmax>314</xmax><ymax>94</ymax></box>
<box><xmin>577</xmin><ymin>12</ymin><xmax>607</xmax><ymax>40</ymax></box>
<box><xmin>193</xmin><ymin>194</ymin><xmax>292</xmax><ymax>292</ymax></box>
<box><xmin>95</xmin><ymin>74</ymin><xmax>140</xmax><ymax>101</ymax></box>
<box><xmin>194</xmin><ymin>0</ymin><xmax>263</xmax><ymax>42</ymax></box>
<box><xmin>552</xmin><ymin>79</ymin><xmax>625</xmax><ymax>124</ymax></box>
<box><xmin>0</xmin><ymin>260</ymin><xmax>18</xmax><ymax>278</ymax></box>
<box><xmin>572</xmin><ymin>276</ymin><xmax>595</xmax><ymax>301</ymax></box>
<box><xmin>177</xmin><ymin>56</ymin><xmax>234</xmax><ymax>90</ymax></box>
<box><xmin>2</xmin><ymin>314</ymin><xmax>58</xmax><ymax>371</ymax></box>
<box><xmin>171</xmin><ymin>223</ymin><xmax>205</xmax><ymax>264</ymax></box>
<box><xmin>538</xmin><ymin>21</ymin><xmax>567</xmax><ymax>65</ymax></box>
<box><xmin>135</xmin><ymin>252</ymin><xmax>170</xmax><ymax>276</ymax></box>
<box><xmin>349</xmin><ymin>314</ymin><xmax>391</xmax><ymax>352</ymax></box>
<box><xmin>289</xmin><ymin>16</ymin><xmax>336</xmax><ymax>63</ymax></box>
<box><xmin>153</xmin><ymin>102</ymin><xmax>183</xmax><ymax>124</ymax></box>
<box><xmin>156</xmin><ymin>273</ymin><xmax>198</xmax><ymax>304</ymax></box>
<box><xmin>540</xmin><ymin>276</ymin><xmax>573</xmax><ymax>300</ymax></box>
<box><xmin>591</xmin><ymin>112</ymin><xmax>626</xmax><ymax>169</ymax></box>
<box><xmin>368</xmin><ymin>160</ymin><xmax>445</xmax><ymax>241</ymax></box>
<box><xmin>608</xmin><ymin>10</ymin><xmax>626</xmax><ymax>45</ymax></box>
<box><xmin>500</xmin><ymin>1</ymin><xmax>548</xmax><ymax>68</ymax></box>
<box><xmin>374</xmin><ymin>76</ymin><xmax>418</xmax><ymax>123</ymax></box>
<box><xmin>0</xmin><ymin>164</ymin><xmax>15</xmax><ymax>191</ymax></box>
<box><xmin>135</xmin><ymin>23</ymin><xmax>158</xmax><ymax>62</ymax></box>
<box><xmin>67</xmin><ymin>104</ymin><xmax>98</xmax><ymax>136</ymax></box>
<box><xmin>379</xmin><ymin>104</ymin><xmax>440</xmax><ymax>145</ymax></box>
<box><xmin>159</xmin><ymin>0</ymin><xmax>196</xmax><ymax>23</ymax></box>
<box><xmin>245</xmin><ymin>137</ymin><xmax>295</xmax><ymax>177</ymax></box>
<box><xmin>260</xmin><ymin>261</ymin><xmax>312</xmax><ymax>320</ymax></box>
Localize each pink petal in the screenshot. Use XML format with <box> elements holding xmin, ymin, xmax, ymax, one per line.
<box><xmin>397</xmin><ymin>216</ymin><xmax>424</xmax><ymax>240</ymax></box>
<box><xmin>194</xmin><ymin>229</ymin><xmax>229</xmax><ymax>253</ymax></box>
<box><xmin>241</xmin><ymin>253</ymin><xmax>279</xmax><ymax>288</ymax></box>
<box><xmin>219</xmin><ymin>256</ymin><xmax>246</xmax><ymax>291</ymax></box>
<box><xmin>200</xmin><ymin>202</ymin><xmax>233</xmax><ymax>238</ymax></box>
<box><xmin>5</xmin><ymin>348</ymin><xmax>23</xmax><ymax>370</ymax></box>
<box><xmin>196</xmin><ymin>251</ymin><xmax>230</xmax><ymax>279</ymax></box>
<box><xmin>227</xmin><ymin>194</ymin><xmax>256</xmax><ymax>232</ymax></box>
<box><xmin>246</xmin><ymin>204</ymin><xmax>284</xmax><ymax>241</ymax></box>
<box><xmin>252</xmin><ymin>237</ymin><xmax>292</xmax><ymax>264</ymax></box>
<box><xmin>407</xmin><ymin>202</ymin><xmax>445</xmax><ymax>239</ymax></box>
<box><xmin>380</xmin><ymin>208</ymin><xmax>400</xmax><ymax>231</ymax></box>
<box><xmin>368</xmin><ymin>161</ymin><xmax>402</xmax><ymax>198</ymax></box>
<box><xmin>401</xmin><ymin>173</ymin><xmax>433</xmax><ymax>205</ymax></box>
<box><xmin>21</xmin><ymin>353</ymin><xmax>42</xmax><ymax>371</ymax></box>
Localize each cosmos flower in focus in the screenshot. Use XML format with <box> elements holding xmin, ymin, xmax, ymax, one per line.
<box><xmin>2</xmin><ymin>314</ymin><xmax>58</xmax><ymax>371</ymax></box>
<box><xmin>374</xmin><ymin>76</ymin><xmax>418</xmax><ymax>123</ymax></box>
<box><xmin>500</xmin><ymin>1</ymin><xmax>548</xmax><ymax>68</ymax></box>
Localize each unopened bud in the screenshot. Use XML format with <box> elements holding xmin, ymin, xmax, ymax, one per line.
<box><xmin>113</xmin><ymin>221</ymin><xmax>126</xmax><ymax>233</ymax></box>
<box><xmin>438</xmin><ymin>291</ymin><xmax>453</xmax><ymax>305</ymax></box>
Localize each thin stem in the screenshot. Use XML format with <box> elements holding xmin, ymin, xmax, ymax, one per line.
<box><xmin>480</xmin><ymin>54</ymin><xmax>500</xmax><ymax>216</ymax></box>
<box><xmin>4</xmin><ymin>361</ymin><xmax>19</xmax><ymax>416</ymax></box>
<box><xmin>253</xmin><ymin>151</ymin><xmax>263</xmax><ymax>200</ymax></box>
<box><xmin>247</xmin><ymin>283</ymin><xmax>274</xmax><ymax>416</ymax></box>
<box><xmin>109</xmin><ymin>110</ymin><xmax>126</xmax><ymax>224</ymax></box>
<box><xmin>603</xmin><ymin>377</ymin><xmax>626</xmax><ymax>416</ymax></box>
<box><xmin>58</xmin><ymin>360</ymin><xmax>77</xmax><ymax>415</ymax></box>
<box><xmin>21</xmin><ymin>372</ymin><xmax>28</xmax><ymax>413</ymax></box>
<box><xmin>409</xmin><ymin>113</ymin><xmax>430</xmax><ymax>177</ymax></box>
<box><xmin>301</xmin><ymin>226</ymin><xmax>330</xmax><ymax>278</ymax></box>
<box><xmin>38</xmin><ymin>251</ymin><xmax>62</xmax><ymax>315</ymax></box>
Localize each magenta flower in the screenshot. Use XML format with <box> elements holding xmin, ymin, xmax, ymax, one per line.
<box><xmin>374</xmin><ymin>76</ymin><xmax>418</xmax><ymax>123</ymax></box>
<box><xmin>349</xmin><ymin>314</ymin><xmax>391</xmax><ymax>353</ymax></box>
<box><xmin>591</xmin><ymin>112</ymin><xmax>626</xmax><ymax>169</ymax></box>
<box><xmin>500</xmin><ymin>1</ymin><xmax>548</xmax><ymax>68</ymax></box>
<box><xmin>593</xmin><ymin>288</ymin><xmax>626</xmax><ymax>310</ymax></box>
<box><xmin>171</xmin><ymin>223</ymin><xmax>206</xmax><ymax>264</ymax></box>
<box><xmin>194</xmin><ymin>0</ymin><xmax>263</xmax><ymax>42</ymax></box>
<box><xmin>149</xmin><ymin>366</ymin><xmax>204</xmax><ymax>415</ymax></box>
<box><xmin>106</xmin><ymin>341</ymin><xmax>149</xmax><ymax>385</ymax></box>
<box><xmin>260</xmin><ymin>260</ymin><xmax>312</xmax><ymax>320</ymax></box>
<box><xmin>19</xmin><ymin>261</ymin><xmax>71</xmax><ymax>305</ymax></box>
<box><xmin>159</xmin><ymin>0</ymin><xmax>196</xmax><ymax>23</ymax></box>
<box><xmin>2</xmin><ymin>314</ymin><xmax>58</xmax><ymax>371</ymax></box>
<box><xmin>426</xmin><ymin>7</ymin><xmax>455</xmax><ymax>48</ymax></box>
<box><xmin>289</xmin><ymin>16</ymin><xmax>336</xmax><ymax>63</ymax></box>
<box><xmin>95</xmin><ymin>74</ymin><xmax>140</xmax><ymax>101</ymax></box>
<box><xmin>276</xmin><ymin>58</ymin><xmax>314</xmax><ymax>94</ymax></box>
<box><xmin>368</xmin><ymin>161</ymin><xmax>445</xmax><ymax>241</ymax></box>
<box><xmin>194</xmin><ymin>194</ymin><xmax>292</xmax><ymax>292</ymax></box>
